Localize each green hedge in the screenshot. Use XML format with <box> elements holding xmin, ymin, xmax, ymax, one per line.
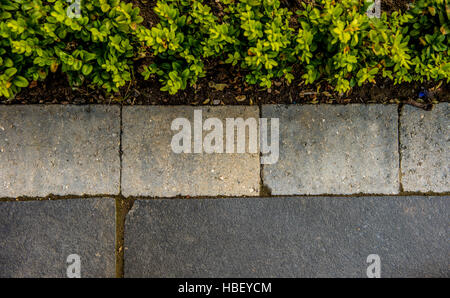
<box><xmin>0</xmin><ymin>0</ymin><xmax>449</xmax><ymax>98</ymax></box>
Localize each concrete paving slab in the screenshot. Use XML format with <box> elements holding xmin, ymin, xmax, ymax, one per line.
<box><xmin>0</xmin><ymin>105</ymin><xmax>120</xmax><ymax>197</ymax></box>
<box><xmin>0</xmin><ymin>198</ymin><xmax>116</xmax><ymax>278</ymax></box>
<box><xmin>124</xmin><ymin>196</ymin><xmax>449</xmax><ymax>278</ymax></box>
<box><xmin>121</xmin><ymin>106</ymin><xmax>260</xmax><ymax>197</ymax></box>
<box><xmin>262</xmin><ymin>105</ymin><xmax>399</xmax><ymax>195</ymax></box>
<box><xmin>400</xmin><ymin>103</ymin><xmax>449</xmax><ymax>192</ymax></box>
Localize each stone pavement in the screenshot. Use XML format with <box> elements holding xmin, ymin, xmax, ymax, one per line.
<box><xmin>400</xmin><ymin>104</ymin><xmax>449</xmax><ymax>193</ymax></box>
<box><xmin>0</xmin><ymin>104</ymin><xmax>447</xmax><ymax>198</ymax></box>
<box><xmin>0</xmin><ymin>103</ymin><xmax>448</xmax><ymax>277</ymax></box>
<box><xmin>124</xmin><ymin>196</ymin><xmax>449</xmax><ymax>278</ymax></box>
<box><xmin>0</xmin><ymin>106</ymin><xmax>120</xmax><ymax>197</ymax></box>
<box><xmin>0</xmin><ymin>198</ymin><xmax>115</xmax><ymax>278</ymax></box>
<box><xmin>121</xmin><ymin>106</ymin><xmax>260</xmax><ymax>197</ymax></box>
<box><xmin>262</xmin><ymin>105</ymin><xmax>399</xmax><ymax>195</ymax></box>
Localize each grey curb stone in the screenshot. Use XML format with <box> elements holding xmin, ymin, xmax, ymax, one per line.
<box><xmin>400</xmin><ymin>103</ymin><xmax>449</xmax><ymax>192</ymax></box>
<box><xmin>124</xmin><ymin>197</ymin><xmax>449</xmax><ymax>278</ymax></box>
<box><xmin>121</xmin><ymin>106</ymin><xmax>260</xmax><ymax>197</ymax></box>
<box><xmin>262</xmin><ymin>105</ymin><xmax>399</xmax><ymax>195</ymax></box>
<box><xmin>0</xmin><ymin>198</ymin><xmax>116</xmax><ymax>278</ymax></box>
<box><xmin>0</xmin><ymin>105</ymin><xmax>120</xmax><ymax>197</ymax></box>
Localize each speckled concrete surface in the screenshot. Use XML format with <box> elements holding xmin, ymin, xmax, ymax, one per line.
<box><xmin>121</xmin><ymin>106</ymin><xmax>260</xmax><ymax>197</ymax></box>
<box><xmin>400</xmin><ymin>103</ymin><xmax>449</xmax><ymax>192</ymax></box>
<box><xmin>0</xmin><ymin>106</ymin><xmax>120</xmax><ymax>197</ymax></box>
<box><xmin>0</xmin><ymin>198</ymin><xmax>115</xmax><ymax>278</ymax></box>
<box><xmin>262</xmin><ymin>105</ymin><xmax>399</xmax><ymax>195</ymax></box>
<box><xmin>125</xmin><ymin>196</ymin><xmax>449</xmax><ymax>278</ymax></box>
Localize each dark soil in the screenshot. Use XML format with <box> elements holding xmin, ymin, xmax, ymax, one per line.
<box><xmin>382</xmin><ymin>0</ymin><xmax>412</xmax><ymax>12</ymax></box>
<box><xmin>4</xmin><ymin>0</ymin><xmax>448</xmax><ymax>108</ymax></box>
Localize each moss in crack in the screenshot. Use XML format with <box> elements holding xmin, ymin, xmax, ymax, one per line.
<box><xmin>115</xmin><ymin>197</ymin><xmax>135</xmax><ymax>278</ymax></box>
<box><xmin>260</xmin><ymin>183</ymin><xmax>273</xmax><ymax>197</ymax></box>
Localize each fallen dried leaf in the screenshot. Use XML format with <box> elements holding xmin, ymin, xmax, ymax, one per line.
<box><xmin>208</xmin><ymin>82</ymin><xmax>228</xmax><ymax>91</ymax></box>
<box><xmin>235</xmin><ymin>95</ymin><xmax>246</xmax><ymax>102</ymax></box>
<box><xmin>29</xmin><ymin>81</ymin><xmax>38</xmax><ymax>89</ymax></box>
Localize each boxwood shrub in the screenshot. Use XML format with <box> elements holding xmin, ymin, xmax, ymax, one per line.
<box><xmin>0</xmin><ymin>0</ymin><xmax>143</xmax><ymax>98</ymax></box>
<box><xmin>0</xmin><ymin>0</ymin><xmax>449</xmax><ymax>98</ymax></box>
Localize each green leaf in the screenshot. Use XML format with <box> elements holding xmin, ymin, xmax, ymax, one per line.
<box><xmin>13</xmin><ymin>76</ymin><xmax>29</xmax><ymax>88</ymax></box>
<box><xmin>82</xmin><ymin>65</ymin><xmax>94</xmax><ymax>76</ymax></box>
<box><xmin>4</xmin><ymin>68</ymin><xmax>17</xmax><ymax>79</ymax></box>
